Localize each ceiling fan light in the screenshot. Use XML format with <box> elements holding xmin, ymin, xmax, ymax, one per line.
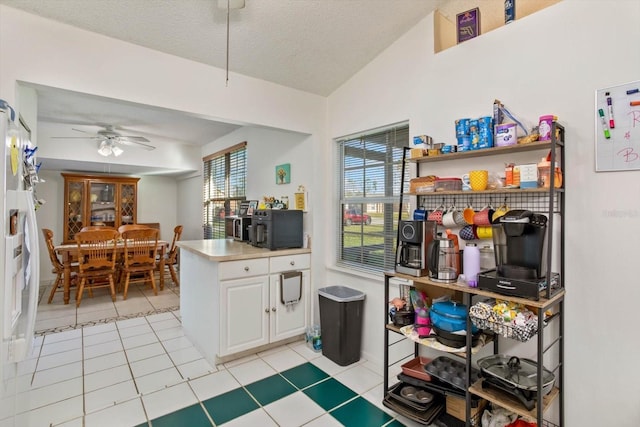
<box><xmin>111</xmin><ymin>145</ymin><xmax>124</xmax><ymax>157</ymax></box>
<box><xmin>97</xmin><ymin>140</ymin><xmax>112</xmax><ymax>157</ymax></box>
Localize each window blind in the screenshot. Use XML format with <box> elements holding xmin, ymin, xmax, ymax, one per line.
<box><xmin>336</xmin><ymin>123</ymin><xmax>409</xmax><ymax>273</ymax></box>
<box><xmin>203</xmin><ymin>142</ymin><xmax>247</xmax><ymax>239</ymax></box>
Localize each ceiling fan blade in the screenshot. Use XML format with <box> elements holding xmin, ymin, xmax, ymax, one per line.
<box><xmin>115</xmin><ymin>137</ymin><xmax>156</xmax><ymax>150</ymax></box>
<box><xmin>71</xmin><ymin>128</ymin><xmax>95</xmax><ymax>134</ymax></box>
<box><xmin>51</xmin><ymin>136</ymin><xmax>101</xmax><ymax>139</ymax></box>
<box><xmin>119</xmin><ymin>135</ymin><xmax>150</xmax><ymax>143</ymax></box>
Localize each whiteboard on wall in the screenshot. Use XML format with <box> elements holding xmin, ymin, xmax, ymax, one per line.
<box><xmin>595</xmin><ymin>80</ymin><xmax>640</xmax><ymax>172</ymax></box>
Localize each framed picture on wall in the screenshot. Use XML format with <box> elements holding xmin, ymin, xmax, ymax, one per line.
<box><xmin>457</xmin><ymin>8</ymin><xmax>480</xmax><ymax>44</ymax></box>
<box><xmin>275</xmin><ymin>163</ymin><xmax>291</xmax><ymax>184</ymax></box>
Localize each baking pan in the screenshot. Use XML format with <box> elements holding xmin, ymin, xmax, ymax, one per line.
<box><xmin>424</xmin><ymin>356</ymin><xmax>481</xmax><ymax>391</ymax></box>
<box><xmin>400</xmin><ymin>356</ymin><xmax>432</xmax><ymax>382</ymax></box>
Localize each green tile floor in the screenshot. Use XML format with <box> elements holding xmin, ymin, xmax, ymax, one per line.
<box><xmin>140</xmin><ymin>362</ymin><xmax>396</xmax><ymax>427</ymax></box>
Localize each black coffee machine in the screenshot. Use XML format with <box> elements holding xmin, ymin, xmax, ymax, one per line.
<box><xmin>478</xmin><ymin>210</ymin><xmax>555</xmax><ymax>299</ymax></box>
<box><xmin>493</xmin><ymin>210</ymin><xmax>547</xmax><ymax>279</ymax></box>
<box><xmin>395</xmin><ymin>220</ymin><xmax>437</xmax><ymax>277</ymax></box>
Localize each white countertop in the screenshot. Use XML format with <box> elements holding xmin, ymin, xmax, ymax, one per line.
<box><xmin>176</xmin><ymin>239</ymin><xmax>311</xmax><ymax>261</ymax></box>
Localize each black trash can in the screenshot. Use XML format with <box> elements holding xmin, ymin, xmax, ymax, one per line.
<box><xmin>318</xmin><ymin>285</ymin><xmax>365</xmax><ymax>366</ymax></box>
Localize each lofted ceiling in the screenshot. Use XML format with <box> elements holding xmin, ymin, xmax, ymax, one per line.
<box><xmin>2</xmin><ymin>0</ymin><xmax>457</xmax><ymax>175</ymax></box>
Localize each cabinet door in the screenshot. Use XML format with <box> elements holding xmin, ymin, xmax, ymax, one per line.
<box><xmin>119</xmin><ymin>183</ymin><xmax>136</xmax><ymax>225</ymax></box>
<box><xmin>64</xmin><ymin>179</ymin><xmax>86</xmax><ymax>243</ymax></box>
<box><xmin>269</xmin><ymin>269</ymin><xmax>309</xmax><ymax>342</ymax></box>
<box><xmin>89</xmin><ymin>182</ymin><xmax>116</xmax><ymax>226</ymax></box>
<box><xmin>219</xmin><ymin>275</ymin><xmax>269</xmax><ymax>356</ymax></box>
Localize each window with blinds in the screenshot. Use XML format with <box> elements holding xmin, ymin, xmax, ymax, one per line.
<box><xmin>337</xmin><ymin>123</ymin><xmax>409</xmax><ymax>273</ymax></box>
<box><xmin>203</xmin><ymin>142</ymin><xmax>247</xmax><ymax>239</ymax></box>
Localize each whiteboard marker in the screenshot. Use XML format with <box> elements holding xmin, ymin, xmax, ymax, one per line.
<box><xmin>606</xmin><ymin>92</ymin><xmax>615</xmax><ymax>128</ymax></box>
<box><xmin>598</xmin><ymin>109</ymin><xmax>610</xmax><ymax>139</ymax></box>
<box><xmin>631</xmin><ymin>101</ymin><xmax>640</xmax><ymax>107</ymax></box>
<box><xmin>626</xmin><ymin>88</ymin><xmax>639</xmax><ymax>95</ymax></box>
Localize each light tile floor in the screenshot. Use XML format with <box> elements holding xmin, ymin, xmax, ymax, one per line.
<box><xmin>13</xmin><ymin>309</ymin><xmax>434</xmax><ymax>427</ymax></box>
<box><xmin>13</xmin><ymin>277</ymin><xmax>430</xmax><ymax>427</ymax></box>
<box><xmin>34</xmin><ymin>276</ymin><xmax>180</xmax><ymax>335</ymax></box>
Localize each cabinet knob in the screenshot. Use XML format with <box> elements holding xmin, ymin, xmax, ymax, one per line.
<box><xmin>265</xmin><ymin>308</ymin><xmax>270</xmax><ymax>313</ymax></box>
<box><xmin>271</xmin><ymin>307</ymin><xmax>276</xmax><ymax>312</ymax></box>
<box><xmin>244</xmin><ymin>266</ymin><xmax>249</xmax><ymax>272</ymax></box>
<box><xmin>290</xmin><ymin>261</ymin><xmax>295</xmax><ymax>266</ymax></box>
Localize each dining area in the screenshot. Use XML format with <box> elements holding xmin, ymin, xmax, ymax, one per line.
<box><xmin>36</xmin><ymin>224</ymin><xmax>183</xmax><ymax>335</ymax></box>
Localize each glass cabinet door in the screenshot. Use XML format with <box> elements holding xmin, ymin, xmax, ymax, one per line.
<box><xmin>66</xmin><ymin>180</ymin><xmax>84</xmax><ymax>242</ymax></box>
<box><xmin>89</xmin><ymin>182</ymin><xmax>116</xmax><ymax>226</ymax></box>
<box><xmin>120</xmin><ymin>184</ymin><xmax>135</xmax><ymax>225</ymax></box>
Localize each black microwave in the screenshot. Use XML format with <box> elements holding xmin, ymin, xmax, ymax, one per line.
<box><xmin>251</xmin><ymin>209</ymin><xmax>303</xmax><ymax>250</ymax></box>
<box><xmin>225</xmin><ymin>216</ymin><xmax>252</xmax><ymax>241</ymax></box>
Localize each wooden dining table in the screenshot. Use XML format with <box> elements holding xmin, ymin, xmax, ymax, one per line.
<box><xmin>54</xmin><ymin>240</ymin><xmax>169</xmax><ymax>304</ymax></box>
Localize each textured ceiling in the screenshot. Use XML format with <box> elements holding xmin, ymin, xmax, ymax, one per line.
<box><xmin>1</xmin><ymin>0</ymin><xmax>447</xmax><ymax>96</ymax></box>
<box><xmin>2</xmin><ymin>0</ymin><xmax>451</xmax><ymax>175</ymax></box>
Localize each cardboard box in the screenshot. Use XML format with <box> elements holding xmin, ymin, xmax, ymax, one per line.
<box><xmin>446</xmin><ymin>395</ymin><xmax>486</xmax><ymax>422</ymax></box>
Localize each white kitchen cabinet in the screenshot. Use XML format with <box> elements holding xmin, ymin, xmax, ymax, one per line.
<box><xmin>219</xmin><ymin>274</ymin><xmax>270</xmax><ymax>356</ymax></box>
<box><xmin>269</xmin><ymin>269</ymin><xmax>310</xmax><ymax>342</ymax></box>
<box><xmin>269</xmin><ymin>254</ymin><xmax>311</xmax><ymax>342</ymax></box>
<box><xmin>179</xmin><ymin>240</ymin><xmax>312</xmax><ymax>364</ymax></box>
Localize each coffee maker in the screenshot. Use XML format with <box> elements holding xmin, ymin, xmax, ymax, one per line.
<box><xmin>395</xmin><ymin>220</ymin><xmax>437</xmax><ymax>277</ymax></box>
<box><xmin>427</xmin><ymin>235</ymin><xmax>460</xmax><ymax>283</ymax></box>
<box><xmin>478</xmin><ymin>210</ymin><xmax>557</xmax><ymax>299</ymax></box>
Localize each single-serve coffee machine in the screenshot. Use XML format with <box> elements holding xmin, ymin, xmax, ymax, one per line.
<box><xmin>395</xmin><ymin>220</ymin><xmax>437</xmax><ymax>277</ymax></box>
<box><xmin>479</xmin><ymin>210</ymin><xmax>557</xmax><ymax>299</ymax></box>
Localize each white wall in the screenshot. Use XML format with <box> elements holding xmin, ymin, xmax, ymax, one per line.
<box><xmin>136</xmin><ymin>176</ymin><xmax>178</xmax><ymax>241</ymax></box>
<box><xmin>325</xmin><ymin>1</ymin><xmax>640</xmax><ymax>426</ymax></box>
<box><xmin>0</xmin><ymin>5</ymin><xmax>327</xmax><ymax>291</ymax></box>
<box><xmin>177</xmin><ymin>174</ymin><xmax>205</xmax><ymax>241</ymax></box>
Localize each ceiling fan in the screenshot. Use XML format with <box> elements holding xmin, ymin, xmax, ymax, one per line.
<box><xmin>53</xmin><ymin>126</ymin><xmax>156</xmax><ymax>156</ymax></box>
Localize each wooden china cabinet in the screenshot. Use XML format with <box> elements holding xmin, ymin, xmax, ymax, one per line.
<box><xmin>61</xmin><ymin>173</ymin><xmax>140</xmax><ymax>243</ymax></box>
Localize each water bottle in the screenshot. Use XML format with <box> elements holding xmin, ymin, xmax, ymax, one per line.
<box><xmin>463</xmin><ymin>243</ymin><xmax>480</xmax><ymax>287</ymax></box>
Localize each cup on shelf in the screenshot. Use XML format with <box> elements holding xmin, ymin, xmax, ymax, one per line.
<box><xmin>427</xmin><ymin>206</ymin><xmax>445</xmax><ymax>225</ymax></box>
<box><xmin>459</xmin><ymin>225</ymin><xmax>477</xmax><ymax>240</ymax></box>
<box><xmin>462</xmin><ymin>170</ymin><xmax>489</xmax><ymax>191</ymax></box>
<box><xmin>476</xmin><ymin>226</ymin><xmax>493</xmax><ymax>239</ymax></box>
<box><xmin>473</xmin><ymin>207</ymin><xmax>495</xmax><ymax>226</ymax></box>
<box><xmin>442</xmin><ymin>207</ymin><xmax>465</xmax><ymax>228</ymax></box>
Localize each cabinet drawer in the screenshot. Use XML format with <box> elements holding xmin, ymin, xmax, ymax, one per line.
<box><xmin>270</xmin><ymin>254</ymin><xmax>311</xmax><ymax>273</ymax></box>
<box><xmin>219</xmin><ymin>258</ymin><xmax>269</xmax><ymax>280</ymax></box>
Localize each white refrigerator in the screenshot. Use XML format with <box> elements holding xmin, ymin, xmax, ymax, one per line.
<box><xmin>1</xmin><ymin>101</ymin><xmax>40</xmax><ymax>426</ymax></box>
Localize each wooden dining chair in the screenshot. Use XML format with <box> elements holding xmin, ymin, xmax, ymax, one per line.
<box><xmin>157</xmin><ymin>225</ymin><xmax>183</xmax><ymax>288</ymax></box>
<box><xmin>81</xmin><ymin>225</ymin><xmax>116</xmax><ymax>232</ymax></box>
<box><xmin>74</xmin><ymin>229</ymin><xmax>119</xmax><ymax>307</ymax></box>
<box><xmin>118</xmin><ymin>224</ymin><xmax>149</xmax><ymax>234</ymax></box>
<box><xmin>121</xmin><ymin>228</ymin><xmax>159</xmax><ymax>299</ymax></box>
<box><xmin>42</xmin><ymin>228</ymin><xmax>78</xmax><ymax>303</ymax></box>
